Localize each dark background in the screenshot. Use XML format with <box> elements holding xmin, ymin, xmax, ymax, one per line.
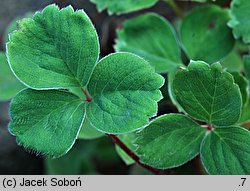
<box><xmin>0</xmin><ymin>0</ymin><xmax>205</xmax><ymax>175</ymax></box>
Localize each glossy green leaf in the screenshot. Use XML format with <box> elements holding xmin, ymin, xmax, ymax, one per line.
<box><xmin>7</xmin><ymin>4</ymin><xmax>99</xmax><ymax>89</ymax></box>
<box><xmin>201</xmin><ymin>127</ymin><xmax>250</xmax><ymax>175</ymax></box>
<box><xmin>135</xmin><ymin>114</ymin><xmax>206</xmax><ymax>169</ymax></box>
<box><xmin>116</xmin><ymin>133</ymin><xmax>137</xmax><ymax>165</ymax></box>
<box><xmin>180</xmin><ymin>5</ymin><xmax>235</xmax><ymax>63</ymax></box>
<box><xmin>173</xmin><ymin>61</ymin><xmax>242</xmax><ymax>126</ymax></box>
<box><xmin>243</xmin><ymin>55</ymin><xmax>250</xmax><ymax>79</ymax></box>
<box><xmin>78</xmin><ymin>116</ymin><xmax>103</xmax><ymax>140</ymax></box>
<box><xmin>0</xmin><ymin>52</ymin><xmax>25</xmax><ymax>101</ymax></box>
<box><xmin>90</xmin><ymin>0</ymin><xmax>158</xmax><ymax>15</ymax></box>
<box><xmin>87</xmin><ymin>53</ymin><xmax>164</xmax><ymax>134</ymax></box>
<box><xmin>9</xmin><ymin>89</ymin><xmax>85</xmax><ymax>157</ymax></box>
<box><xmin>115</xmin><ymin>13</ymin><xmax>182</xmax><ymax>73</ymax></box>
<box><xmin>231</xmin><ymin>72</ymin><xmax>249</xmax><ymax>107</ymax></box>
<box><xmin>228</xmin><ymin>0</ymin><xmax>250</xmax><ymax>43</ymax></box>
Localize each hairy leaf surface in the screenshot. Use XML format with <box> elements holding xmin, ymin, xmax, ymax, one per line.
<box><xmin>7</xmin><ymin>4</ymin><xmax>99</xmax><ymax>89</ymax></box>
<box><xmin>200</xmin><ymin>127</ymin><xmax>250</xmax><ymax>175</ymax></box>
<box><xmin>135</xmin><ymin>114</ymin><xmax>206</xmax><ymax>169</ymax></box>
<box><xmin>9</xmin><ymin>89</ymin><xmax>85</xmax><ymax>157</ymax></box>
<box><xmin>173</xmin><ymin>61</ymin><xmax>242</xmax><ymax>126</ymax></box>
<box><xmin>87</xmin><ymin>53</ymin><xmax>164</xmax><ymax>134</ymax></box>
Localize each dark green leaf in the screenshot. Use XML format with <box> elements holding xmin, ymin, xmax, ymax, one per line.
<box><xmin>87</xmin><ymin>53</ymin><xmax>164</xmax><ymax>134</ymax></box>
<box><xmin>135</xmin><ymin>114</ymin><xmax>206</xmax><ymax>169</ymax></box>
<box><xmin>9</xmin><ymin>89</ymin><xmax>85</xmax><ymax>157</ymax></box>
<box><xmin>243</xmin><ymin>55</ymin><xmax>250</xmax><ymax>79</ymax></box>
<box><xmin>200</xmin><ymin>127</ymin><xmax>250</xmax><ymax>175</ymax></box>
<box><xmin>173</xmin><ymin>61</ymin><xmax>242</xmax><ymax>126</ymax></box>
<box><xmin>115</xmin><ymin>13</ymin><xmax>182</xmax><ymax>73</ymax></box>
<box><xmin>7</xmin><ymin>5</ymin><xmax>99</xmax><ymax>89</ymax></box>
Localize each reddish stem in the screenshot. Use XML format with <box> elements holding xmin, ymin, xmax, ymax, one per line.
<box><xmin>81</xmin><ymin>88</ymin><xmax>92</xmax><ymax>102</ymax></box>
<box><xmin>107</xmin><ymin>134</ymin><xmax>163</xmax><ymax>175</ymax></box>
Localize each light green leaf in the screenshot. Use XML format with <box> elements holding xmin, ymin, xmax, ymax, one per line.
<box><xmin>228</xmin><ymin>0</ymin><xmax>250</xmax><ymax>43</ymax></box>
<box><xmin>240</xmin><ymin>98</ymin><xmax>250</xmax><ymax>124</ymax></box>
<box><xmin>87</xmin><ymin>53</ymin><xmax>164</xmax><ymax>134</ymax></box>
<box><xmin>180</xmin><ymin>5</ymin><xmax>235</xmax><ymax>63</ymax></box>
<box><xmin>0</xmin><ymin>52</ymin><xmax>25</xmax><ymax>101</ymax></box>
<box><xmin>7</xmin><ymin>4</ymin><xmax>99</xmax><ymax>89</ymax></box>
<box><xmin>135</xmin><ymin>114</ymin><xmax>206</xmax><ymax>169</ymax></box>
<box><xmin>78</xmin><ymin>116</ymin><xmax>103</xmax><ymax>140</ymax></box>
<box><xmin>115</xmin><ymin>133</ymin><xmax>137</xmax><ymax>165</ymax></box>
<box><xmin>200</xmin><ymin>127</ymin><xmax>250</xmax><ymax>175</ymax></box>
<box><xmin>221</xmin><ymin>50</ymin><xmax>243</xmax><ymax>73</ymax></box>
<box><xmin>243</xmin><ymin>55</ymin><xmax>250</xmax><ymax>80</ymax></box>
<box><xmin>173</xmin><ymin>61</ymin><xmax>242</xmax><ymax>126</ymax></box>
<box><xmin>115</xmin><ymin>13</ymin><xmax>182</xmax><ymax>73</ymax></box>
<box><xmin>9</xmin><ymin>89</ymin><xmax>85</xmax><ymax>157</ymax></box>
<box><xmin>90</xmin><ymin>0</ymin><xmax>158</xmax><ymax>15</ymax></box>
<box><xmin>231</xmin><ymin>72</ymin><xmax>249</xmax><ymax>107</ymax></box>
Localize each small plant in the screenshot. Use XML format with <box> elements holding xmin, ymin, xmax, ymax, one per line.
<box><xmin>1</xmin><ymin>0</ymin><xmax>250</xmax><ymax>175</ymax></box>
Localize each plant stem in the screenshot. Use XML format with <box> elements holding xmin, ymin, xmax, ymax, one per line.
<box><xmin>107</xmin><ymin>134</ymin><xmax>163</xmax><ymax>175</ymax></box>
<box><xmin>81</xmin><ymin>88</ymin><xmax>92</xmax><ymax>102</ymax></box>
<box><xmin>163</xmin><ymin>0</ymin><xmax>183</xmax><ymax>18</ymax></box>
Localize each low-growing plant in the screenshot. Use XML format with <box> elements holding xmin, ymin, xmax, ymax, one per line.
<box><xmin>1</xmin><ymin>0</ymin><xmax>250</xmax><ymax>175</ymax></box>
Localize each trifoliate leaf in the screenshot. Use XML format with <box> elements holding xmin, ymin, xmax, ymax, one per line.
<box><xmin>228</xmin><ymin>0</ymin><xmax>250</xmax><ymax>43</ymax></box>
<box><xmin>173</xmin><ymin>61</ymin><xmax>242</xmax><ymax>126</ymax></box>
<box><xmin>7</xmin><ymin>4</ymin><xmax>99</xmax><ymax>89</ymax></box>
<box><xmin>115</xmin><ymin>133</ymin><xmax>137</xmax><ymax>165</ymax></box>
<box><xmin>87</xmin><ymin>53</ymin><xmax>164</xmax><ymax>134</ymax></box>
<box><xmin>90</xmin><ymin>0</ymin><xmax>158</xmax><ymax>15</ymax></box>
<box><xmin>200</xmin><ymin>127</ymin><xmax>250</xmax><ymax>175</ymax></box>
<box><xmin>231</xmin><ymin>72</ymin><xmax>249</xmax><ymax>107</ymax></box>
<box><xmin>0</xmin><ymin>52</ymin><xmax>25</xmax><ymax>101</ymax></box>
<box><xmin>78</xmin><ymin>116</ymin><xmax>103</xmax><ymax>140</ymax></box>
<box><xmin>9</xmin><ymin>89</ymin><xmax>85</xmax><ymax>157</ymax></box>
<box><xmin>115</xmin><ymin>13</ymin><xmax>182</xmax><ymax>73</ymax></box>
<box><xmin>135</xmin><ymin>114</ymin><xmax>206</xmax><ymax>169</ymax></box>
<box><xmin>180</xmin><ymin>5</ymin><xmax>235</xmax><ymax>63</ymax></box>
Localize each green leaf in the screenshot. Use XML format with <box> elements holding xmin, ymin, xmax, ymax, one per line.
<box><xmin>4</xmin><ymin>12</ymin><xmax>34</xmax><ymax>44</ymax></box>
<box><xmin>243</xmin><ymin>55</ymin><xmax>250</xmax><ymax>80</ymax></box>
<box><xmin>87</xmin><ymin>53</ymin><xmax>164</xmax><ymax>134</ymax></box>
<box><xmin>115</xmin><ymin>133</ymin><xmax>137</xmax><ymax>165</ymax></box>
<box><xmin>240</xmin><ymin>98</ymin><xmax>250</xmax><ymax>124</ymax></box>
<box><xmin>231</xmin><ymin>72</ymin><xmax>249</xmax><ymax>107</ymax></box>
<box><xmin>9</xmin><ymin>89</ymin><xmax>85</xmax><ymax>157</ymax></box>
<box><xmin>78</xmin><ymin>116</ymin><xmax>103</xmax><ymax>140</ymax></box>
<box><xmin>0</xmin><ymin>52</ymin><xmax>25</xmax><ymax>101</ymax></box>
<box><xmin>200</xmin><ymin>127</ymin><xmax>250</xmax><ymax>175</ymax></box>
<box><xmin>7</xmin><ymin>4</ymin><xmax>99</xmax><ymax>89</ymax></box>
<box><xmin>228</xmin><ymin>0</ymin><xmax>250</xmax><ymax>43</ymax></box>
<box><xmin>90</xmin><ymin>0</ymin><xmax>158</xmax><ymax>15</ymax></box>
<box><xmin>135</xmin><ymin>114</ymin><xmax>206</xmax><ymax>169</ymax></box>
<box><xmin>180</xmin><ymin>5</ymin><xmax>235</xmax><ymax>63</ymax></box>
<box><xmin>173</xmin><ymin>61</ymin><xmax>242</xmax><ymax>126</ymax></box>
<box><xmin>221</xmin><ymin>50</ymin><xmax>243</xmax><ymax>73</ymax></box>
<box><xmin>115</xmin><ymin>13</ymin><xmax>182</xmax><ymax>73</ymax></box>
